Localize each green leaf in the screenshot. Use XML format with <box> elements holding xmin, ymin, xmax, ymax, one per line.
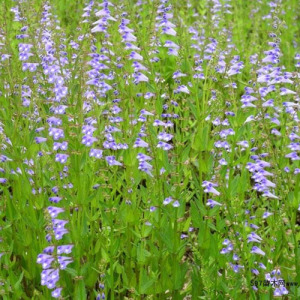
<box><xmin>74</xmin><ymin>280</ymin><xmax>87</xmax><ymax>300</ymax></box>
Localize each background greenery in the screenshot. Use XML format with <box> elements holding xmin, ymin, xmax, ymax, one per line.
<box><xmin>0</xmin><ymin>0</ymin><xmax>299</xmax><ymax>299</ymax></box>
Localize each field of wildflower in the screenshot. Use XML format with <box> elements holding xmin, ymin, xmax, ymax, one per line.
<box><xmin>0</xmin><ymin>0</ymin><xmax>300</xmax><ymax>299</ymax></box>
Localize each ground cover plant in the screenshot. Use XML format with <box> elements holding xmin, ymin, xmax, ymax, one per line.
<box><xmin>0</xmin><ymin>0</ymin><xmax>300</xmax><ymax>299</ymax></box>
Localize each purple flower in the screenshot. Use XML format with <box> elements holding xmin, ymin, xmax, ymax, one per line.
<box><xmin>82</xmin><ymin>135</ymin><xmax>98</xmax><ymax>147</ymax></box>
<box><xmin>175</xmin><ymin>85</ymin><xmax>190</xmax><ymax>94</ymax></box>
<box><xmin>250</xmin><ymin>246</ymin><xmax>265</xmax><ymax>256</ymax></box>
<box><xmin>229</xmin><ymin>263</ymin><xmax>244</xmax><ymax>273</ymax></box>
<box><xmin>162</xmin><ymin>26</ymin><xmax>176</xmax><ymax>36</ymax></box>
<box><xmin>47</xmin><ymin>117</ymin><xmax>62</xmax><ymax>126</ymax></box>
<box><xmin>41</xmin><ymin>268</ymin><xmax>59</xmax><ymax>289</ymax></box>
<box><xmin>122</xmin><ymin>32</ymin><xmax>137</xmax><ymax>42</ymax></box>
<box><xmin>150</xmin><ymin>206</ymin><xmax>157</xmax><ymax>212</ymax></box>
<box><xmin>158</xmin><ymin>132</ymin><xmax>173</xmax><ymax>141</ymax></box>
<box><xmin>262</xmin><ymin>55</ymin><xmax>279</xmax><ymax>64</ymax></box>
<box><xmin>237</xmin><ymin>140</ymin><xmax>249</xmax><ymax>148</ymax></box>
<box><xmin>223</xmin><ymin>239</ymin><xmax>230</xmax><ymax>246</ymax></box>
<box><xmin>134</xmin><ymin>138</ymin><xmax>149</xmax><ymax>148</ymax></box>
<box><xmin>259</xmin><ymin>263</ymin><xmax>266</xmax><ymax>270</ymax></box>
<box><xmin>0</xmin><ymin>178</ymin><xmax>7</xmax><ymax>184</ymax></box>
<box><xmin>163</xmin><ymin>197</ymin><xmax>173</xmax><ymax>205</ymax></box>
<box><xmin>129</xmin><ymin>51</ymin><xmax>143</xmax><ymax>60</ymax></box>
<box><xmin>47</xmin><ymin>206</ymin><xmax>65</xmax><ymax>218</ymax></box>
<box><xmin>144</xmin><ymin>92</ymin><xmax>155</xmax><ymax>99</ymax></box>
<box><xmin>105</xmin><ymin>156</ymin><xmax>122</xmax><ymax>166</ymax></box>
<box><xmin>220</xmin><ymin>248</ymin><xmax>229</xmax><ymax>254</ymax></box>
<box><xmin>46</xmin><ymin>234</ymin><xmax>52</xmax><ymax>243</ymax></box>
<box><xmin>132</xmin><ymin>61</ymin><xmax>148</xmax><ymax>71</ymax></box>
<box><xmin>91</xmin><ymin>24</ymin><xmax>107</xmax><ymax>33</ymax></box>
<box><xmin>280</xmin><ymin>88</ymin><xmax>296</xmax><ymax>95</ymax></box>
<box><xmin>19</xmin><ymin>52</ymin><xmax>33</xmax><ymax>61</ymax></box>
<box><xmin>172</xmin><ymin>200</ymin><xmax>180</xmax><ymax>207</ymax></box>
<box><xmin>55</xmin><ymin>154</ymin><xmax>69</xmax><ymax>164</ymax></box>
<box><xmin>52</xmin><ymin>105</ymin><xmax>68</xmax><ymax>115</ymax></box>
<box><xmin>57</xmin><ymin>256</ymin><xmax>73</xmax><ymax>269</ymax></box>
<box><xmin>49</xmin><ymin>196</ymin><xmax>62</xmax><ymax>203</ymax></box>
<box><xmin>206</xmin><ymin>199</ymin><xmax>222</xmax><ymax>208</ymax></box>
<box><xmin>49</xmin><ymin>128</ymin><xmax>64</xmax><ymax>140</ymax></box>
<box><xmin>218</xmin><ymin>158</ymin><xmax>228</xmax><ymax>165</ymax></box>
<box><xmin>43</xmin><ymin>246</ymin><xmax>55</xmax><ymax>254</ymax></box>
<box><xmin>285</xmin><ymin>152</ymin><xmax>300</xmax><ymax>160</ymax></box>
<box><xmin>52</xmin><ymin>218</ymin><xmax>68</xmax><ymax>229</ymax></box>
<box><xmin>1</xmin><ymin>54</ymin><xmax>11</xmax><ymax>61</ymax></box>
<box><xmin>157</xmin><ymin>141</ymin><xmax>173</xmax><ymax>150</ymax></box>
<box><xmin>274</xmin><ymin>287</ymin><xmax>288</xmax><ymax>296</ymax></box>
<box><xmin>51</xmin><ymin>288</ymin><xmax>63</xmax><ymax>298</ymax></box>
<box><xmin>18</xmin><ymin>43</ymin><xmax>33</xmax><ymax>52</ymax></box>
<box><xmin>251</xmin><ymin>269</ymin><xmax>259</xmax><ymax>275</ymax></box>
<box><xmin>233</xmin><ymin>254</ymin><xmax>239</xmax><ymax>261</ymax></box>
<box><xmin>172</xmin><ymin>71</ymin><xmax>186</xmax><ymax>79</ymax></box>
<box><xmin>262</xmin><ymin>99</ymin><xmax>274</xmax><ymax>107</ymax></box>
<box><xmin>133</xmin><ymin>72</ymin><xmax>149</xmax><ymax>84</ymax></box>
<box><xmin>262</xmin><ymin>211</ymin><xmax>273</xmax><ymax>219</ymax></box>
<box><xmin>247</xmin><ymin>232</ymin><xmax>262</xmax><ymax>243</ymax></box>
<box><xmin>164</xmin><ymin>40</ymin><xmax>179</xmax><ymax>49</ymax></box>
<box><xmin>22</xmin><ymin>63</ymin><xmax>39</xmax><ymax>72</ymax></box>
<box><xmin>138</xmin><ymin>161</ymin><xmax>153</xmax><ymax>177</ymax></box>
<box><xmin>193</xmin><ymin>73</ymin><xmax>205</xmax><ymax>79</ymax></box>
<box><xmin>35</xmin><ymin>137</ymin><xmax>47</xmax><ymax>144</ymax></box>
<box><xmin>257</xmin><ymin>74</ymin><xmax>271</xmax><ymax>83</ymax></box>
<box><xmin>153</xmin><ymin>119</ymin><xmax>166</xmax><ymax>127</ymax></box>
<box><xmin>90</xmin><ymin>149</ymin><xmax>103</xmax><ymax>159</ymax></box>
<box><xmin>167</xmin><ymin>48</ymin><xmax>178</xmax><ymax>56</ymax></box>
<box><xmin>125</xmin><ymin>42</ymin><xmax>140</xmax><ymax>50</ymax></box>
<box><xmin>37</xmin><ymin>254</ymin><xmax>55</xmax><ymax>269</ymax></box>
<box><xmin>54</xmin><ymin>228</ymin><xmax>69</xmax><ymax>240</ymax></box>
<box><xmin>137</xmin><ymin>153</ymin><xmax>152</xmax><ymax>161</ymax></box>
<box><xmin>202</xmin><ymin>181</ymin><xmax>220</xmax><ymax>196</ymax></box>
<box><xmin>53</xmin><ymin>142</ymin><xmax>68</xmax><ymax>151</ymax></box>
<box><xmin>249</xmin><ymin>223</ymin><xmax>260</xmax><ymax>230</ymax></box>
<box><xmin>57</xmin><ymin>245</ymin><xmax>73</xmax><ymax>255</ymax></box>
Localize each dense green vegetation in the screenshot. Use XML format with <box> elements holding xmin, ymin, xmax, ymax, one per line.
<box><xmin>0</xmin><ymin>0</ymin><xmax>299</xmax><ymax>299</ymax></box>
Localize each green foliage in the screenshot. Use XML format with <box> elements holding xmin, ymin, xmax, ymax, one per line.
<box><xmin>0</xmin><ymin>0</ymin><xmax>299</xmax><ymax>299</ymax></box>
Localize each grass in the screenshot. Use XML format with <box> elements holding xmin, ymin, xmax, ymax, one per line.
<box><xmin>0</xmin><ymin>0</ymin><xmax>299</xmax><ymax>299</ymax></box>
